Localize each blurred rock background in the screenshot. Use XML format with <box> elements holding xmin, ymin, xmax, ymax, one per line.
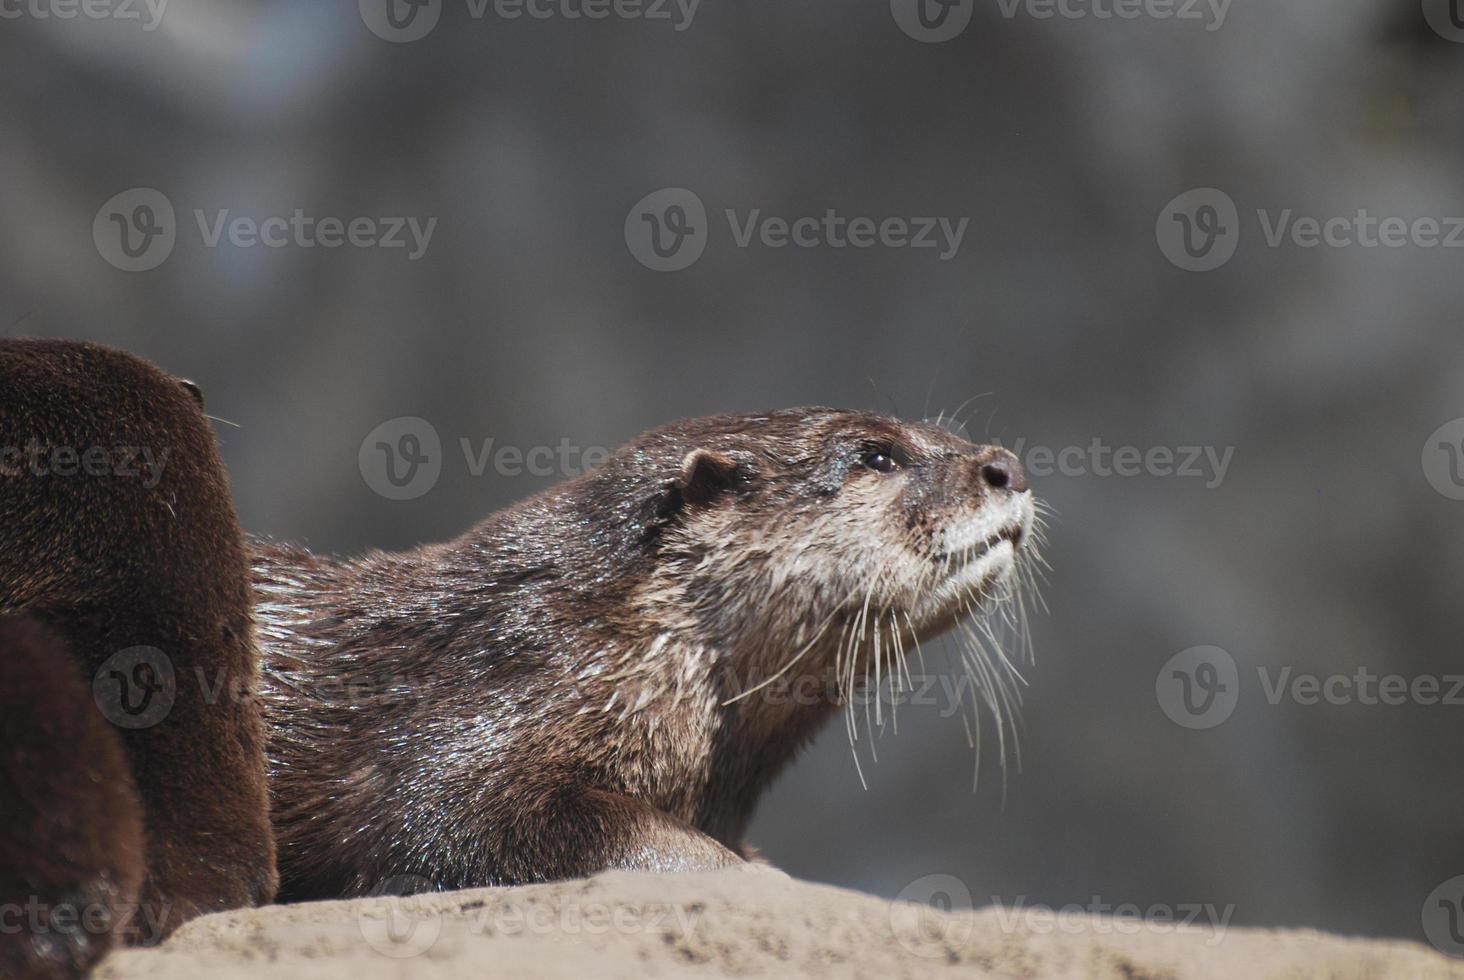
<box><xmin>2</xmin><ymin>0</ymin><xmax>1462</xmax><ymax>947</ymax></box>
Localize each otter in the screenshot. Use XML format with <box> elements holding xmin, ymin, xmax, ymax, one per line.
<box><xmin>255</xmin><ymin>408</ymin><xmax>1039</xmax><ymax>900</ymax></box>
<box><xmin>0</xmin><ymin>339</ymin><xmax>277</xmax><ymax>978</ymax></box>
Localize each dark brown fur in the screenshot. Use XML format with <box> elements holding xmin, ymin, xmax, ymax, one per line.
<box><xmin>0</xmin><ymin>615</ymin><xmax>144</xmax><ymax>980</ymax></box>
<box><xmin>257</xmin><ymin>408</ymin><xmax>1032</xmax><ymax>901</ymax></box>
<box><xmin>0</xmin><ymin>339</ymin><xmax>277</xmax><ymax>973</ymax></box>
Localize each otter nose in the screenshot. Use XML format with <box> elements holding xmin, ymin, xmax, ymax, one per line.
<box><xmin>978</xmin><ymin>449</ymin><xmax>1026</xmax><ymax>493</ymax></box>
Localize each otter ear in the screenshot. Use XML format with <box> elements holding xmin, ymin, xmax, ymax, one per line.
<box><xmin>178</xmin><ymin>379</ymin><xmax>204</xmax><ymax>409</ymax></box>
<box><xmin>660</xmin><ymin>449</ymin><xmax>754</xmax><ymax>516</ymax></box>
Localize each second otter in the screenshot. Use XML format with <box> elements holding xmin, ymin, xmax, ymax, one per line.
<box><xmin>255</xmin><ymin>408</ymin><xmax>1039</xmax><ymax>899</ymax></box>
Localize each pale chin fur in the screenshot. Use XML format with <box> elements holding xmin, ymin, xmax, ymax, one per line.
<box><xmin>927</xmin><ymin>490</ymin><xmax>1035</xmax><ymax>615</ymax></box>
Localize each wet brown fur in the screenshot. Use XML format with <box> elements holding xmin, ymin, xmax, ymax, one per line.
<box><xmin>0</xmin><ymin>339</ymin><xmax>277</xmax><ymax>974</ymax></box>
<box><xmin>256</xmin><ymin>408</ymin><xmax>1032</xmax><ymax>901</ymax></box>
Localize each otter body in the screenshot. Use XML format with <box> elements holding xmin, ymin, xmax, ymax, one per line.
<box><xmin>257</xmin><ymin>408</ymin><xmax>1036</xmax><ymax>900</ymax></box>
<box><xmin>0</xmin><ymin>340</ymin><xmax>276</xmax><ymax>977</ymax></box>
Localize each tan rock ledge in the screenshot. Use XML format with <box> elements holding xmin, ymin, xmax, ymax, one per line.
<box><xmin>95</xmin><ymin>869</ymin><xmax>1463</xmax><ymax>979</ymax></box>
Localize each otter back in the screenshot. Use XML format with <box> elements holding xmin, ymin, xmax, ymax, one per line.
<box><xmin>0</xmin><ymin>339</ymin><xmax>277</xmax><ymax>974</ymax></box>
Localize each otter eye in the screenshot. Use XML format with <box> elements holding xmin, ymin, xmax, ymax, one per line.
<box><xmin>862</xmin><ymin>451</ymin><xmax>898</xmax><ymax>474</ymax></box>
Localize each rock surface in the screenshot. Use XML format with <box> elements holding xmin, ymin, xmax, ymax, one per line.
<box><xmin>95</xmin><ymin>870</ymin><xmax>1462</xmax><ymax>979</ymax></box>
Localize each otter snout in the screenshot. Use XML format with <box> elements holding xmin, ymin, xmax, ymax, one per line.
<box><xmin>976</xmin><ymin>447</ymin><xmax>1027</xmax><ymax>494</ymax></box>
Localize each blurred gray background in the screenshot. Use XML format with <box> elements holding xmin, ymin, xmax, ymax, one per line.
<box><xmin>4</xmin><ymin>0</ymin><xmax>1463</xmax><ymax>948</ymax></box>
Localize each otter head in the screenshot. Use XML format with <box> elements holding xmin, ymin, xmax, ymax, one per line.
<box><xmin>632</xmin><ymin>408</ymin><xmax>1042</xmax><ymax>720</ymax></box>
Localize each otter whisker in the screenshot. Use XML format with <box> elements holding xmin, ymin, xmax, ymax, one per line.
<box><xmin>901</xmin><ymin>611</ymin><xmax>929</xmax><ymax>677</ymax></box>
<box><xmin>720</xmin><ymin>607</ymin><xmax>839</xmax><ymax>706</ymax></box>
<box><xmin>872</xmin><ymin>613</ymin><xmax>884</xmax><ymax>729</ymax></box>
<box><xmin>955</xmin><ymin>628</ymin><xmax>1011</xmax><ymax>800</ymax></box>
